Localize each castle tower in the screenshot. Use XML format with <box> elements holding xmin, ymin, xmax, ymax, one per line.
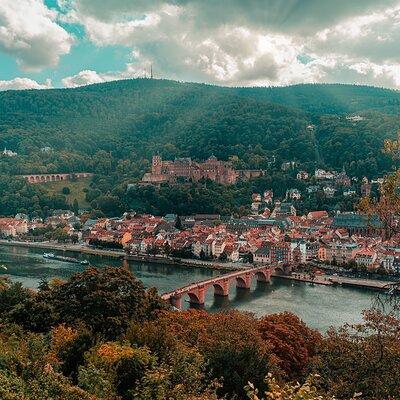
<box><xmin>152</xmin><ymin>155</ymin><xmax>162</xmax><ymax>175</ymax></box>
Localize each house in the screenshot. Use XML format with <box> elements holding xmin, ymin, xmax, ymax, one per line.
<box><xmin>292</xmin><ymin>245</ymin><xmax>303</xmax><ymax>265</ymax></box>
<box><xmin>354</xmin><ymin>248</ymin><xmax>377</xmax><ymax>268</ymax></box>
<box><xmin>315</xmin><ymin>169</ymin><xmax>334</xmax><ymax>180</ymax></box>
<box><xmin>252</xmin><ymin>193</ymin><xmax>262</xmax><ymax>202</ymax></box>
<box><xmin>263</xmin><ymin>190</ymin><xmax>274</xmax><ymax>204</ymax></box>
<box><xmin>343</xmin><ymin>189</ymin><xmax>356</xmax><ymax>197</ymax></box>
<box><xmin>212</xmin><ymin>239</ymin><xmax>226</xmax><ymax>259</ymax></box>
<box><xmin>164</xmin><ymin>214</ymin><xmax>177</xmax><ymax>223</ymax></box>
<box><xmin>140</xmin><ymin>237</ymin><xmax>155</xmax><ymax>253</ymax></box>
<box><xmin>325</xmin><ymin>241</ymin><xmax>358</xmax><ymax>264</ymax></box>
<box><xmin>224</xmin><ymin>244</ymin><xmax>240</xmax><ymax>262</ymax></box>
<box><xmin>192</xmin><ymin>238</ymin><xmax>213</xmax><ymax>258</ymax></box>
<box><xmin>270</xmin><ymin>242</ymin><xmax>291</xmax><ymax>264</ymax></box>
<box><xmin>0</xmin><ymin>218</ymin><xmax>28</xmax><ymax>237</ymax></box>
<box><xmin>296</xmin><ymin>171</ymin><xmax>309</xmax><ymax>180</ymax></box>
<box><xmin>53</xmin><ymin>209</ymin><xmax>75</xmax><ymax>219</ymax></box>
<box><xmin>346</xmin><ymin>115</ymin><xmax>364</xmax><ymax>122</ymax></box>
<box><xmin>335</xmin><ymin>170</ymin><xmax>351</xmax><ymax>187</ymax></box>
<box><xmin>307</xmin><ymin>211</ymin><xmax>328</xmax><ymax>220</ymax></box>
<box><xmin>286</xmin><ymin>188</ymin><xmax>301</xmax><ymax>201</ymax></box>
<box><xmin>361</xmin><ymin>177</ymin><xmax>372</xmax><ymax>197</ymax></box>
<box><xmin>290</xmin><ymin>240</ymin><xmax>307</xmax><ymax>263</ymax></box>
<box><xmin>306</xmin><ymin>185</ymin><xmax>320</xmax><ymax>194</ymax></box>
<box><xmin>15</xmin><ymin>213</ymin><xmax>29</xmax><ymax>221</ymax></box>
<box><xmin>254</xmin><ymin>245</ymin><xmax>271</xmax><ymax>264</ymax></box>
<box><xmin>281</xmin><ymin>161</ymin><xmax>297</xmax><ymax>171</ymax></box>
<box><xmin>271</xmin><ymin>201</ymin><xmax>296</xmax><ymax>217</ymax></box>
<box><xmin>2</xmin><ymin>147</ymin><xmax>17</xmax><ymax>157</ymax></box>
<box><xmin>323</xmin><ymin>186</ymin><xmax>336</xmax><ymax>198</ymax></box>
<box><xmin>318</xmin><ymin>244</ymin><xmax>328</xmax><ymax>261</ymax></box>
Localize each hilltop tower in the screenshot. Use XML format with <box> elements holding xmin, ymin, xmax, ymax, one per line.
<box><xmin>152</xmin><ymin>155</ymin><xmax>162</xmax><ymax>175</ymax></box>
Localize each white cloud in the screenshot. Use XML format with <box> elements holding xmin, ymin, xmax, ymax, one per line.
<box><xmin>0</xmin><ymin>0</ymin><xmax>74</xmax><ymax>71</ymax></box>
<box><xmin>61</xmin><ymin>64</ymin><xmax>150</xmax><ymax>87</ymax></box>
<box><xmin>48</xmin><ymin>0</ymin><xmax>400</xmax><ymax>88</ymax></box>
<box><xmin>0</xmin><ymin>77</ymin><xmax>52</xmax><ymax>91</ymax></box>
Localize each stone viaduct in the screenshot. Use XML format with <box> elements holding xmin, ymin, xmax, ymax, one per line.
<box><xmin>21</xmin><ymin>172</ymin><xmax>93</xmax><ymax>184</ymax></box>
<box><xmin>161</xmin><ymin>265</ymin><xmax>274</xmax><ymax>309</ymax></box>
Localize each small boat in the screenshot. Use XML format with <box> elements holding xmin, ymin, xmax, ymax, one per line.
<box><xmin>0</xmin><ymin>264</ymin><xmax>7</xmax><ymax>270</ymax></box>
<box><xmin>43</xmin><ymin>253</ymin><xmax>84</xmax><ymax>265</ymax></box>
<box><xmin>43</xmin><ymin>253</ymin><xmax>55</xmax><ymax>259</ymax></box>
<box><xmin>80</xmin><ymin>260</ymin><xmax>89</xmax><ymax>265</ymax></box>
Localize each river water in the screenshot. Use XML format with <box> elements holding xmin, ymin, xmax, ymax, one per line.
<box><xmin>0</xmin><ymin>245</ymin><xmax>375</xmax><ymax>332</ymax></box>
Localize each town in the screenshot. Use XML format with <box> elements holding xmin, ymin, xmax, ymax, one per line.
<box><xmin>1</xmin><ymin>193</ymin><xmax>398</xmax><ymax>278</ymax></box>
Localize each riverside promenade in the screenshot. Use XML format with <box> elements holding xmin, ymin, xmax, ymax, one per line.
<box><xmin>0</xmin><ymin>240</ymin><xmax>398</xmax><ymax>291</ymax></box>
<box><xmin>0</xmin><ymin>240</ymin><xmax>244</xmax><ymax>271</ymax></box>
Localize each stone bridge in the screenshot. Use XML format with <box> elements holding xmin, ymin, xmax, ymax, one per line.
<box><xmin>162</xmin><ymin>265</ymin><xmax>274</xmax><ymax>309</ymax></box>
<box><xmin>21</xmin><ymin>172</ymin><xmax>93</xmax><ymax>184</ymax></box>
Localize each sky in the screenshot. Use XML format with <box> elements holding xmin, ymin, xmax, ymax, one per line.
<box><xmin>1</xmin><ymin>0</ymin><xmax>400</xmax><ymax>90</ymax></box>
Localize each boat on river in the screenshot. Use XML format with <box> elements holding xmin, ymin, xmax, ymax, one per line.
<box><xmin>43</xmin><ymin>253</ymin><xmax>89</xmax><ymax>265</ymax></box>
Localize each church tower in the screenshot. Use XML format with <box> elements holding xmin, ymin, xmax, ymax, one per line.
<box><xmin>152</xmin><ymin>155</ymin><xmax>162</xmax><ymax>175</ymax></box>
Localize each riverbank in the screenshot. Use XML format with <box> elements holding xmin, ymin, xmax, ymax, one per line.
<box><xmin>273</xmin><ymin>273</ymin><xmax>333</xmax><ymax>286</ymax></box>
<box><xmin>0</xmin><ymin>240</ymin><xmax>243</xmax><ymax>272</ymax></box>
<box><xmin>1</xmin><ymin>239</ymin><xmax>397</xmax><ymax>292</ymax></box>
<box><xmin>275</xmin><ymin>272</ymin><xmax>398</xmax><ymax>292</ymax></box>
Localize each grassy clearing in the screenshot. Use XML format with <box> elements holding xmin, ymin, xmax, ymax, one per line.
<box><xmin>38</xmin><ymin>178</ymin><xmax>92</xmax><ymax>208</ymax></box>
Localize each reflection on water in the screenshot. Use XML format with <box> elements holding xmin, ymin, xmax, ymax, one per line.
<box><xmin>0</xmin><ymin>245</ymin><xmax>375</xmax><ymax>332</ymax></box>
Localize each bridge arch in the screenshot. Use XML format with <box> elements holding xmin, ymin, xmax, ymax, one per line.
<box><xmin>213</xmin><ymin>282</ymin><xmax>229</xmax><ymax>296</ymax></box>
<box><xmin>255</xmin><ymin>270</ymin><xmax>270</xmax><ymax>282</ymax></box>
<box><xmin>236</xmin><ymin>276</ymin><xmax>250</xmax><ymax>289</ymax></box>
<box><xmin>187</xmin><ymin>291</ymin><xmax>201</xmax><ymax>304</ymax></box>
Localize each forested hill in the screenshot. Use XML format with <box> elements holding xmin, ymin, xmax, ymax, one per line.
<box><xmin>233</xmin><ymin>83</ymin><xmax>400</xmax><ymax>115</ymax></box>
<box><xmin>0</xmin><ymin>79</ymin><xmax>399</xmax><ymax>177</ymax></box>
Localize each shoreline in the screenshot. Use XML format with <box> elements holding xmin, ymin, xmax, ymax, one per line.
<box><xmin>0</xmin><ymin>240</ymin><xmax>397</xmax><ymax>292</ymax></box>
<box><xmin>0</xmin><ymin>239</ymin><xmax>242</xmax><ymax>272</ymax></box>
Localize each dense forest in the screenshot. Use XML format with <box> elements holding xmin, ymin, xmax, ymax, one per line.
<box><xmin>0</xmin><ymin>79</ymin><xmax>399</xmax><ymax>216</ymax></box>
<box><xmin>0</xmin><ymin>267</ymin><xmax>399</xmax><ymax>399</ymax></box>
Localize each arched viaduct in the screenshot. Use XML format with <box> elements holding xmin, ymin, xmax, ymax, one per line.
<box><xmin>21</xmin><ymin>172</ymin><xmax>93</xmax><ymax>184</ymax></box>
<box><xmin>161</xmin><ymin>265</ymin><xmax>274</xmax><ymax>309</ymax></box>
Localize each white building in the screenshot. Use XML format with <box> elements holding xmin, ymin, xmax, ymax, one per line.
<box><xmin>3</xmin><ymin>147</ymin><xmax>17</xmax><ymax>157</ymax></box>
<box><xmin>286</xmin><ymin>188</ymin><xmax>301</xmax><ymax>200</ymax></box>
<box><xmin>315</xmin><ymin>169</ymin><xmax>335</xmax><ymax>180</ymax></box>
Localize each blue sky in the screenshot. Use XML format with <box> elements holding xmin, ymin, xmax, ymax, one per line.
<box><xmin>1</xmin><ymin>0</ymin><xmax>400</xmax><ymax>90</ymax></box>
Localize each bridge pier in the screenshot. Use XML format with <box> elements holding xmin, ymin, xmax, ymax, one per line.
<box><xmin>170</xmin><ymin>295</ymin><xmax>182</xmax><ymax>310</ymax></box>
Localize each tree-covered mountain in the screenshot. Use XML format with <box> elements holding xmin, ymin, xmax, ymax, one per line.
<box><xmin>0</xmin><ymin>79</ymin><xmax>399</xmax><ymax>174</ymax></box>
<box><xmin>0</xmin><ymin>79</ymin><xmax>399</xmax><ymax>217</ymax></box>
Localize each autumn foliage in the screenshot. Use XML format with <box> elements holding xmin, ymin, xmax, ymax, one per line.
<box><xmin>1</xmin><ymin>267</ymin><xmax>400</xmax><ymax>399</ymax></box>
<box><xmin>257</xmin><ymin>312</ymin><xmax>322</xmax><ymax>380</ymax></box>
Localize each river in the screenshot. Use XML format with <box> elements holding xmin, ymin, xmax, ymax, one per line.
<box><xmin>0</xmin><ymin>244</ymin><xmax>375</xmax><ymax>332</ymax></box>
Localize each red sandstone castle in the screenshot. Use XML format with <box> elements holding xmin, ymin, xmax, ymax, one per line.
<box><xmin>141</xmin><ymin>155</ymin><xmax>265</xmax><ymax>185</ymax></box>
